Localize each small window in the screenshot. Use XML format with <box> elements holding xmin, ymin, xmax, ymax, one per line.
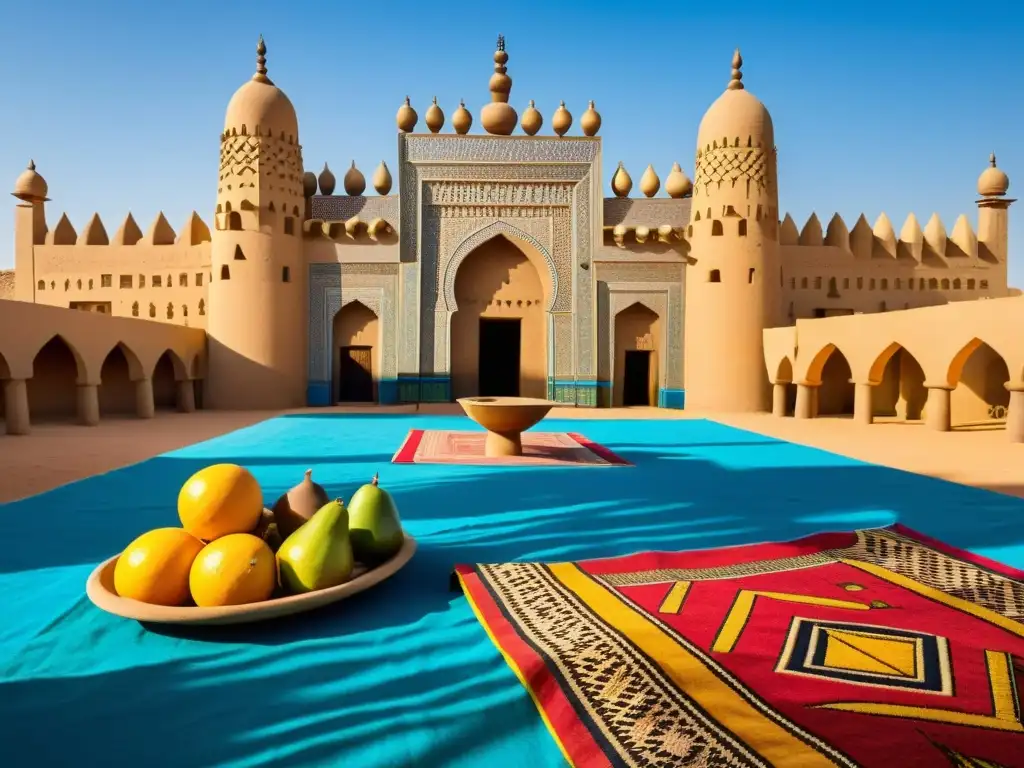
<box><xmin>149</xmin><ymin>302</ymin><xmax>156</xmax><ymax>318</ymax></box>
<box><xmin>119</xmin><ymin>275</ymin><xmax>132</xmax><ymax>289</ymax></box>
<box><xmin>64</xmin><ymin>279</ymin><xmax>69</xmax><ymax>291</ymax></box>
<box><xmin>789</xmin><ymin>277</ymin><xmax>796</xmax><ymax>289</ymax></box>
<box><xmin>139</xmin><ymin>274</ymin><xmax>146</xmax><ymax>288</ymax></box>
<box><xmin>967</xmin><ymin>279</ymin><xmax>976</xmax><ymax>289</ymax></box>
<box><xmin>738</xmin><ymin>220</ymin><xmax>747</xmax><ymax>237</ymax></box>
<box><xmin>37</xmin><ymin>280</ymin><xmax>44</xmax><ymax>290</ymax></box>
<box><xmin>152</xmin><ymin>275</ymin><xmax>162</xmax><ymax>288</ymax></box>
<box><xmin>953</xmin><ymin>278</ymin><xmax>961</xmax><ymax>289</ymax></box>
<box><xmin>131</xmin><ymin>301</ymin><xmax>139</xmax><ymax>317</ymax></box>
<box><xmin>227</xmin><ymin>211</ymin><xmax>242</xmax><ymax>230</ymax></box>
<box><xmin>179</xmin><ymin>273</ymin><xmax>188</xmax><ymax>287</ymax></box>
<box><xmin>940</xmin><ymin>278</ymin><xmax>950</xmax><ymax>290</ymax></box>
<box><xmin>880</xmin><ymin>278</ymin><xmax>888</xmax><ymax>290</ymax></box>
<box><xmin>711</xmin><ymin>221</ymin><xmax>724</xmax><ymax>237</ymax></box>
<box><xmin>919</xmin><ymin>278</ymin><xmax>926</xmax><ymax>290</ymax></box>
<box><xmin>843</xmin><ymin>277</ymin><xmax>850</xmax><ymax>289</ymax></box>
<box><xmin>928</xmin><ymin>278</ymin><xmax>938</xmax><ymax>290</ymax></box>
<box><xmin>282</xmin><ymin>266</ymin><xmax>291</xmax><ymax>283</ymax></box>
<box><xmin>199</xmin><ymin>299</ymin><xmax>206</xmax><ymax>315</ymax></box>
<box><xmin>709</xmin><ymin>269</ymin><xmax>721</xmax><ymax>283</ymax></box>
<box><xmin>77</xmin><ymin>279</ymin><xmax>82</xmax><ymax>289</ymax></box>
<box><xmin>894</xmin><ymin>278</ymin><xmax>901</xmax><ymax>289</ymax></box>
<box><xmin>221</xmin><ymin>265</ymin><xmax>231</xmax><ymax>280</ymax></box>
<box><xmin>801</xmin><ymin>277</ymin><xmax>808</xmax><ymax>289</ymax></box>
<box><xmin>284</xmin><ymin>217</ymin><xmax>295</xmax><ymax>236</ymax></box>
<box><xmin>88</xmin><ymin>279</ymin><xmax>94</xmax><ymax>290</ymax></box>
<box><xmin>869</xmin><ymin>278</ymin><xmax>876</xmax><ymax>290</ymax></box>
<box><xmin>100</xmin><ymin>274</ymin><xmax>112</xmax><ymax>288</ymax></box>
<box><xmin>195</xmin><ymin>273</ymin><xmax>203</xmax><ymax>287</ymax></box>
<box><xmin>857</xmin><ymin>277</ymin><xmax>863</xmax><ymax>289</ymax></box>
<box><xmin>166</xmin><ymin>302</ymin><xmax>174</xmax><ymax>319</ymax></box>
<box><xmin>748</xmin><ymin>268</ymin><xmax>755</xmax><ymax>284</ymax></box>
<box><xmin>980</xmin><ymin>279</ymin><xmax>989</xmax><ymax>290</ymax></box>
<box><xmin>814</xmin><ymin>276</ymin><xmax>822</xmax><ymax>289</ymax></box>
<box><xmin>233</xmin><ymin>245</ymin><xmax>246</xmax><ymax>260</ymax></box>
<box><xmin>182</xmin><ymin>304</ymin><xmax>188</xmax><ymax>317</ymax></box>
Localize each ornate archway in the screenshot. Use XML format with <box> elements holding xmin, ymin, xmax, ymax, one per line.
<box><xmin>449</xmin><ymin>234</ymin><xmax>549</xmax><ymax>399</ymax></box>
<box><xmin>332</xmin><ymin>299</ymin><xmax>380</xmax><ymax>403</ymax></box>
<box><xmin>613</xmin><ymin>301</ymin><xmax>662</xmax><ymax>407</ymax></box>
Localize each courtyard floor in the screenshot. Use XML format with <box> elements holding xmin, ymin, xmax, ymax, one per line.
<box><xmin>1</xmin><ymin>410</ymin><xmax>1023</xmax><ymax>766</ymax></box>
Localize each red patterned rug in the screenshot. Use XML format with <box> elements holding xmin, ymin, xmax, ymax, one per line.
<box><xmin>391</xmin><ymin>429</ymin><xmax>631</xmax><ymax>467</ymax></box>
<box><xmin>456</xmin><ymin>524</ymin><xmax>1024</xmax><ymax>767</ymax></box>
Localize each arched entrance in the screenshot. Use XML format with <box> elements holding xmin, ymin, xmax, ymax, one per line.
<box><xmin>333</xmin><ymin>300</ymin><xmax>379</xmax><ymax>403</ymax></box>
<box><xmin>99</xmin><ymin>343</ymin><xmax>143</xmax><ymax>416</ymax></box>
<box><xmin>28</xmin><ymin>335</ymin><xmax>83</xmax><ymax>422</ymax></box>
<box><xmin>613</xmin><ymin>302</ymin><xmax>660</xmax><ymax>407</ymax></box>
<box><xmin>450</xmin><ymin>235</ymin><xmax>548</xmax><ymax>399</ymax></box>
<box><xmin>948</xmin><ymin>339</ymin><xmax>1010</xmax><ymax>428</ymax></box>
<box><xmin>870</xmin><ymin>344</ymin><xmax>927</xmax><ymax>421</ymax></box>
<box><xmin>153</xmin><ymin>350</ymin><xmax>184</xmax><ymax>410</ymax></box>
<box><xmin>775</xmin><ymin>357</ymin><xmax>796</xmax><ymax>416</ymax></box>
<box><xmin>817</xmin><ymin>348</ymin><xmax>855</xmax><ymax>416</ymax></box>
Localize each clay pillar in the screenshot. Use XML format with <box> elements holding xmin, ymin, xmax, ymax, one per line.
<box><xmin>853</xmin><ymin>381</ymin><xmax>874</xmax><ymax>426</ymax></box>
<box><xmin>772</xmin><ymin>382</ymin><xmax>789</xmax><ymax>418</ymax></box>
<box><xmin>177</xmin><ymin>379</ymin><xmax>196</xmax><ymax>413</ymax></box>
<box><xmin>77</xmin><ymin>384</ymin><xmax>100</xmax><ymax>426</ymax></box>
<box><xmin>135</xmin><ymin>378</ymin><xmax>155</xmax><ymax>419</ymax></box>
<box><xmin>923</xmin><ymin>383</ymin><xmax>953</xmax><ymax>432</ymax></box>
<box><xmin>794</xmin><ymin>383</ymin><xmax>818</xmax><ymax>419</ymax></box>
<box><xmin>3</xmin><ymin>379</ymin><xmax>31</xmax><ymax>435</ymax></box>
<box><xmin>1005</xmin><ymin>383</ymin><xmax>1024</xmax><ymax>444</ymax></box>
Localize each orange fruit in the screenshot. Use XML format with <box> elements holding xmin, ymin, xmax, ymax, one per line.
<box><xmin>113</xmin><ymin>527</ymin><xmax>205</xmax><ymax>606</ymax></box>
<box><xmin>189</xmin><ymin>533</ymin><xmax>277</xmax><ymax>607</ymax></box>
<box><xmin>178</xmin><ymin>464</ymin><xmax>263</xmax><ymax>540</ymax></box>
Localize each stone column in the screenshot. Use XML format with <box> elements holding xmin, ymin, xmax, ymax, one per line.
<box><xmin>135</xmin><ymin>378</ymin><xmax>155</xmax><ymax>419</ymax></box>
<box><xmin>3</xmin><ymin>379</ymin><xmax>31</xmax><ymax>435</ymax></box>
<box><xmin>794</xmin><ymin>383</ymin><xmax>818</xmax><ymax>419</ymax></box>
<box><xmin>1005</xmin><ymin>383</ymin><xmax>1024</xmax><ymax>444</ymax></box>
<box><xmin>853</xmin><ymin>381</ymin><xmax>874</xmax><ymax>425</ymax></box>
<box><xmin>772</xmin><ymin>382</ymin><xmax>789</xmax><ymax>418</ymax></box>
<box><xmin>923</xmin><ymin>382</ymin><xmax>953</xmax><ymax>432</ymax></box>
<box><xmin>177</xmin><ymin>379</ymin><xmax>196</xmax><ymax>413</ymax></box>
<box><xmin>77</xmin><ymin>384</ymin><xmax>100</xmax><ymax>426</ymax></box>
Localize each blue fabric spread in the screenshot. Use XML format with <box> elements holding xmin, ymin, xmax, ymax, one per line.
<box><xmin>1</xmin><ymin>415</ymin><xmax>1022</xmax><ymax>767</ymax></box>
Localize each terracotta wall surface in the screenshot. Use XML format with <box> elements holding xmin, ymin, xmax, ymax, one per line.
<box><xmin>0</xmin><ymin>299</ymin><xmax>206</xmax><ymax>385</ymax></box>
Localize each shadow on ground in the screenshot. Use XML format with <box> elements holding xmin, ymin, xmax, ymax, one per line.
<box><xmin>1</xmin><ymin>414</ymin><xmax>1022</xmax><ymax>767</ymax></box>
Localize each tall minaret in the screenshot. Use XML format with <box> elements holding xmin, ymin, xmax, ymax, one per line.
<box><xmin>683</xmin><ymin>50</ymin><xmax>781</xmax><ymax>413</ymax></box>
<box><xmin>11</xmin><ymin>160</ymin><xmax>49</xmax><ymax>303</ymax></box>
<box><xmin>206</xmin><ymin>37</ymin><xmax>308</xmax><ymax>410</ymax></box>
<box><xmin>976</xmin><ymin>153</ymin><xmax>1013</xmax><ymax>265</ymax></box>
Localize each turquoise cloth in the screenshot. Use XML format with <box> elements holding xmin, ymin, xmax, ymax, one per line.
<box><xmin>2</xmin><ymin>415</ymin><xmax>1023</xmax><ymax>767</ymax></box>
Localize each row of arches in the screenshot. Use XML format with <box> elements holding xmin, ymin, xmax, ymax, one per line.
<box><xmin>773</xmin><ymin>338</ymin><xmax>1018</xmax><ymax>435</ymax></box>
<box><xmin>0</xmin><ymin>336</ymin><xmax>200</xmax><ymax>435</ymax></box>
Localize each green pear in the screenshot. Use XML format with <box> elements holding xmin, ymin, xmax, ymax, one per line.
<box><xmin>276</xmin><ymin>498</ymin><xmax>355</xmax><ymax>593</ymax></box>
<box><xmin>347</xmin><ymin>472</ymin><xmax>405</xmax><ymax>565</ymax></box>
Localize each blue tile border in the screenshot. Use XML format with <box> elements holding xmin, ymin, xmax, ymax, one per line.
<box><xmin>658</xmin><ymin>388</ymin><xmax>686</xmax><ymax>409</ymax></box>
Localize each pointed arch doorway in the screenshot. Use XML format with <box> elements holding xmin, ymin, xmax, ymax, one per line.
<box><xmin>333</xmin><ymin>300</ymin><xmax>380</xmax><ymax>403</ymax></box>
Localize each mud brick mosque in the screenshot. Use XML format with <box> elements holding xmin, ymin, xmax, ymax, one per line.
<box><xmin>2</xmin><ymin>35</ymin><xmax>1023</xmax><ymax>442</ymax></box>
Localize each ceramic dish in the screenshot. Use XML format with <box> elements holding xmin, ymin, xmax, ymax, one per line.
<box><xmin>86</xmin><ymin>533</ymin><xmax>417</xmax><ymax>626</ymax></box>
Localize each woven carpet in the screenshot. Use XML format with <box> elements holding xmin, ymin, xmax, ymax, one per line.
<box><xmin>392</xmin><ymin>429</ymin><xmax>632</xmax><ymax>467</ymax></box>
<box><xmin>456</xmin><ymin>524</ymin><xmax>1024</xmax><ymax>767</ymax></box>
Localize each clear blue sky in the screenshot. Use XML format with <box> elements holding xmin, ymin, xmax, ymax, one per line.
<box><xmin>2</xmin><ymin>0</ymin><xmax>1022</xmax><ymax>286</ymax></box>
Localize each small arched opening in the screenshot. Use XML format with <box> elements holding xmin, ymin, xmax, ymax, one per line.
<box><xmin>868</xmin><ymin>342</ymin><xmax>927</xmax><ymax>422</ymax></box>
<box><xmin>99</xmin><ymin>343</ymin><xmax>144</xmax><ymax>417</ymax></box>
<box><xmin>227</xmin><ymin>211</ymin><xmax>242</xmax><ymax>231</ymax></box>
<box><xmin>28</xmin><ymin>335</ymin><xmax>84</xmax><ymax>423</ymax></box>
<box><xmin>152</xmin><ymin>350</ymin><xmax>185</xmax><ymax>410</ymax></box>
<box><xmin>947</xmin><ymin>338</ymin><xmax>1011</xmax><ymax>428</ymax></box>
<box><xmin>333</xmin><ymin>301</ymin><xmax>379</xmax><ymax>403</ymax></box>
<box><xmin>613</xmin><ymin>302</ymin><xmax>660</xmax><ymax>407</ymax></box>
<box><xmin>709</xmin><ymin>269</ymin><xmax>721</xmax><ymax>283</ymax></box>
<box><xmin>775</xmin><ymin>357</ymin><xmax>796</xmax><ymax>416</ymax></box>
<box><xmin>813</xmin><ymin>346</ymin><xmax>855</xmax><ymax>417</ymax></box>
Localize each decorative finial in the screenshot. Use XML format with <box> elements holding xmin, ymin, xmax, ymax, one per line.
<box><xmin>497</xmin><ymin>34</ymin><xmax>505</xmax><ymax>52</ymax></box>
<box><xmin>991</xmin><ymin>152</ymin><xmax>997</xmax><ymax>167</ymax></box>
<box><xmin>728</xmin><ymin>48</ymin><xmax>744</xmax><ymax>91</ymax></box>
<box><xmin>254</xmin><ymin>34</ymin><xmax>272</xmax><ymax>84</ymax></box>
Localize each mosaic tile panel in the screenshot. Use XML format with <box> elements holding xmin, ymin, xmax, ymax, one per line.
<box><xmin>404</xmin><ymin>135</ymin><xmax>599</xmax><ymax>165</ymax></box>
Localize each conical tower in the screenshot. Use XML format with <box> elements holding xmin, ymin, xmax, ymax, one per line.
<box><xmin>683</xmin><ymin>50</ymin><xmax>781</xmax><ymax>413</ymax></box>
<box><xmin>207</xmin><ymin>36</ymin><xmax>307</xmax><ymax>409</ymax></box>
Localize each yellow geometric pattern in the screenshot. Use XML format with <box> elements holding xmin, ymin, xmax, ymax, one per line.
<box><xmin>820</xmin><ymin>628</ymin><xmax>920</xmax><ymax>679</ymax></box>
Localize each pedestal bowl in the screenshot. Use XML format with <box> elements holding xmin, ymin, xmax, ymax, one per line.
<box><xmin>457</xmin><ymin>396</ymin><xmax>557</xmax><ymax>457</ymax></box>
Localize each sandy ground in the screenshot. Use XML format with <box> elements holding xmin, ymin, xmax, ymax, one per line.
<box><xmin>0</xmin><ymin>404</ymin><xmax>1021</xmax><ymax>503</ymax></box>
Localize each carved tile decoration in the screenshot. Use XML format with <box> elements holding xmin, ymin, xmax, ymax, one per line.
<box><xmin>399</xmin><ymin>134</ymin><xmax>600</xmax><ymax>381</ymax></box>
<box><xmin>552</xmin><ymin>313</ymin><xmax>574</xmax><ymax>376</ymax></box>
<box><xmin>404</xmin><ymin>135</ymin><xmax>599</xmax><ymax>165</ymax></box>
<box><xmin>218</xmin><ymin>134</ymin><xmax>303</xmax><ymax>202</ymax></box>
<box><xmin>308</xmin><ymin>263</ymin><xmax>340</xmax><ymax>381</ymax></box>
<box><xmin>310</xmin><ymin>196</ymin><xmax>400</xmax><ymax>225</ymax></box>
<box><xmin>603</xmin><ymin>198</ymin><xmax>692</xmax><ymax>228</ymax></box>
<box><xmin>693</xmin><ymin>147</ymin><xmax>773</xmax><ymax>197</ymax></box>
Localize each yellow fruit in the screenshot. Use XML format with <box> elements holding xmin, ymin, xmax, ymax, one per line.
<box><xmin>114</xmin><ymin>527</ymin><xmax>205</xmax><ymax>606</ymax></box>
<box><xmin>178</xmin><ymin>464</ymin><xmax>263</xmax><ymax>540</ymax></box>
<box><xmin>189</xmin><ymin>533</ymin><xmax>277</xmax><ymax>607</ymax></box>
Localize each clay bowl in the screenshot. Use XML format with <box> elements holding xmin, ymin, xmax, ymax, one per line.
<box><xmin>86</xmin><ymin>533</ymin><xmax>417</xmax><ymax>626</ymax></box>
<box><xmin>457</xmin><ymin>396</ymin><xmax>556</xmax><ymax>434</ymax></box>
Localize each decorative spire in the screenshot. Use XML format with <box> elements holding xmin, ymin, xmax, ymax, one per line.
<box><xmin>990</xmin><ymin>152</ymin><xmax>998</xmax><ymax>167</ymax></box>
<box><xmin>254</xmin><ymin>35</ymin><xmax>273</xmax><ymax>84</ymax></box>
<box><xmin>481</xmin><ymin>33</ymin><xmax>517</xmax><ymax>135</ymax></box>
<box><xmin>28</xmin><ymin>160</ymin><xmax>35</xmax><ymax>171</ymax></box>
<box><xmin>497</xmin><ymin>34</ymin><xmax>505</xmax><ymax>52</ymax></box>
<box><xmin>727</xmin><ymin>48</ymin><xmax>744</xmax><ymax>91</ymax></box>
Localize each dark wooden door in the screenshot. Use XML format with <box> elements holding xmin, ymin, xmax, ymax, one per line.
<box><xmin>623</xmin><ymin>350</ymin><xmax>651</xmax><ymax>406</ymax></box>
<box><xmin>339</xmin><ymin>346</ymin><xmax>374</xmax><ymax>402</ymax></box>
<box><xmin>478</xmin><ymin>319</ymin><xmax>521</xmax><ymax>396</ymax></box>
